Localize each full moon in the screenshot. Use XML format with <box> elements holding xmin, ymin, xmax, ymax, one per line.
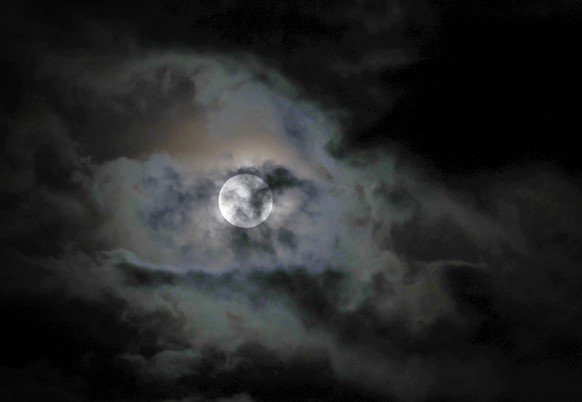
<box><xmin>218</xmin><ymin>174</ymin><xmax>273</xmax><ymax>228</ymax></box>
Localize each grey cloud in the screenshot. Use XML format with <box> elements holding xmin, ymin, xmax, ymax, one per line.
<box><xmin>276</xmin><ymin>228</ymin><xmax>298</xmax><ymax>250</ymax></box>
<box><xmin>213</xmin><ymin>394</ymin><xmax>255</xmax><ymax>402</ymax></box>
<box><xmin>2</xmin><ymin>11</ymin><xmax>582</xmax><ymax>401</ymax></box>
<box><xmin>390</xmin><ymin>213</ymin><xmax>483</xmax><ymax>263</ymax></box>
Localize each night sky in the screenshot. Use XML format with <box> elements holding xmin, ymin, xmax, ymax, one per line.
<box><xmin>2</xmin><ymin>1</ymin><xmax>582</xmax><ymax>401</ymax></box>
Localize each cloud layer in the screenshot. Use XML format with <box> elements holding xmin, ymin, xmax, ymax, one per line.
<box><xmin>2</xmin><ymin>2</ymin><xmax>582</xmax><ymax>402</ymax></box>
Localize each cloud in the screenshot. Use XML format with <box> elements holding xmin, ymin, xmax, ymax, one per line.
<box><xmin>2</xmin><ymin>7</ymin><xmax>582</xmax><ymax>401</ymax></box>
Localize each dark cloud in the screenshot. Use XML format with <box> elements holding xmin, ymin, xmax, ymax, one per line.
<box><xmin>276</xmin><ymin>228</ymin><xmax>298</xmax><ymax>250</ymax></box>
<box><xmin>391</xmin><ymin>213</ymin><xmax>483</xmax><ymax>262</ymax></box>
<box><xmin>2</xmin><ymin>1</ymin><xmax>582</xmax><ymax>401</ymax></box>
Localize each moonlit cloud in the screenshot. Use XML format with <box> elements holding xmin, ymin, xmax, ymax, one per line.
<box><xmin>2</xmin><ymin>2</ymin><xmax>582</xmax><ymax>401</ymax></box>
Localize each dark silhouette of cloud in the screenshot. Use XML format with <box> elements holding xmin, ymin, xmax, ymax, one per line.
<box><xmin>2</xmin><ymin>1</ymin><xmax>582</xmax><ymax>401</ymax></box>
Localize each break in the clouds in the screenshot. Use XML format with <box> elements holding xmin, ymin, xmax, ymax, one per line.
<box><xmin>2</xmin><ymin>2</ymin><xmax>582</xmax><ymax>402</ymax></box>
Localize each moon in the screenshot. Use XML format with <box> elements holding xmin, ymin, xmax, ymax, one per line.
<box><xmin>218</xmin><ymin>174</ymin><xmax>273</xmax><ymax>228</ymax></box>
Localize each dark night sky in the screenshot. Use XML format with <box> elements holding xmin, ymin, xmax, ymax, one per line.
<box><xmin>1</xmin><ymin>1</ymin><xmax>582</xmax><ymax>402</ymax></box>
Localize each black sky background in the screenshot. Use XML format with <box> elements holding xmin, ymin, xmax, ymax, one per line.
<box><xmin>2</xmin><ymin>1</ymin><xmax>582</xmax><ymax>402</ymax></box>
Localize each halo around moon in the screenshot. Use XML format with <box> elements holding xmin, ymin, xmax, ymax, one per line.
<box><xmin>218</xmin><ymin>174</ymin><xmax>273</xmax><ymax>228</ymax></box>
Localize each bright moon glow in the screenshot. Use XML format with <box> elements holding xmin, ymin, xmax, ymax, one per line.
<box><xmin>218</xmin><ymin>174</ymin><xmax>273</xmax><ymax>228</ymax></box>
